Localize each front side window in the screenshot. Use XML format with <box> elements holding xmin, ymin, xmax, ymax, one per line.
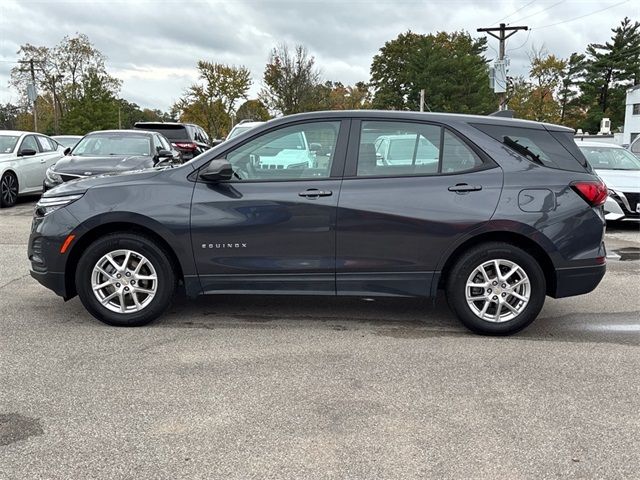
<box><xmin>357</xmin><ymin>121</ymin><xmax>482</xmax><ymax>177</ymax></box>
<box><xmin>20</xmin><ymin>135</ymin><xmax>39</xmax><ymax>153</ymax></box>
<box><xmin>226</xmin><ymin>122</ymin><xmax>339</xmax><ymax>181</ymax></box>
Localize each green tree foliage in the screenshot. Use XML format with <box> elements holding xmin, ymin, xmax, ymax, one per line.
<box><xmin>558</xmin><ymin>53</ymin><xmax>587</xmax><ymax>124</ymax></box>
<box><xmin>174</xmin><ymin>62</ymin><xmax>251</xmax><ymax>139</ymax></box>
<box><xmin>0</xmin><ymin>103</ymin><xmax>21</xmax><ymax>130</ymax></box>
<box><xmin>580</xmin><ymin>17</ymin><xmax>640</xmax><ymax>132</ymax></box>
<box><xmin>61</xmin><ymin>70</ymin><xmax>120</xmax><ymax>134</ymax></box>
<box><xmin>370</xmin><ymin>31</ymin><xmax>495</xmax><ymax>114</ymax></box>
<box><xmin>235</xmin><ymin>99</ymin><xmax>271</xmax><ymax>122</ymax></box>
<box><xmin>10</xmin><ymin>34</ymin><xmax>118</xmax><ymax>134</ymax></box>
<box><xmin>261</xmin><ymin>44</ymin><xmax>322</xmax><ymax>115</ymax></box>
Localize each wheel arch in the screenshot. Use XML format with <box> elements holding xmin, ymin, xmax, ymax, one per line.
<box><xmin>437</xmin><ymin>230</ymin><xmax>556</xmax><ymax>296</ymax></box>
<box><xmin>64</xmin><ymin>220</ymin><xmax>188</xmax><ymax>299</ymax></box>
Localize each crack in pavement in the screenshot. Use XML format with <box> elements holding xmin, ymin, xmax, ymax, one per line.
<box><xmin>0</xmin><ymin>274</ymin><xmax>30</xmax><ymax>291</ymax></box>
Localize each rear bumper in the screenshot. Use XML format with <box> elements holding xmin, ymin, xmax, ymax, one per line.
<box><xmin>551</xmin><ymin>263</ymin><xmax>606</xmax><ymax>298</ymax></box>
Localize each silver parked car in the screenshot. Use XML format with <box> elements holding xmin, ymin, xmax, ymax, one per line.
<box><xmin>577</xmin><ymin>141</ymin><xmax>640</xmax><ymax>221</ymax></box>
<box><xmin>0</xmin><ymin>130</ymin><xmax>64</xmax><ymax>207</ymax></box>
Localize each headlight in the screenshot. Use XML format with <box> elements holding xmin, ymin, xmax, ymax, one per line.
<box><xmin>45</xmin><ymin>166</ymin><xmax>62</xmax><ymax>183</ymax></box>
<box><xmin>35</xmin><ymin>193</ymin><xmax>84</xmax><ymax>216</ymax></box>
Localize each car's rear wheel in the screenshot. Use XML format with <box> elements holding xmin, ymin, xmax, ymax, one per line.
<box><xmin>0</xmin><ymin>172</ymin><xmax>18</xmax><ymax>208</ymax></box>
<box><xmin>446</xmin><ymin>242</ymin><xmax>546</xmax><ymax>335</ymax></box>
<box><xmin>75</xmin><ymin>233</ymin><xmax>176</xmax><ymax>326</ymax></box>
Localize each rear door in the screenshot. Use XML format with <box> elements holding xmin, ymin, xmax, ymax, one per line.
<box><xmin>335</xmin><ymin>119</ymin><xmax>503</xmax><ymax>297</ymax></box>
<box><xmin>190</xmin><ymin>119</ymin><xmax>349</xmax><ymax>294</ymax></box>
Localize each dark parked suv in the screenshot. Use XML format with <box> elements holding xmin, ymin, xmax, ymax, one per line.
<box><xmin>29</xmin><ymin>111</ymin><xmax>607</xmax><ymax>335</ymax></box>
<box><xmin>133</xmin><ymin>122</ymin><xmax>210</xmax><ymax>160</ymax></box>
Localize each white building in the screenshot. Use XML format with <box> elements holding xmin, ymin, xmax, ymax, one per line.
<box><xmin>623</xmin><ymin>85</ymin><xmax>640</xmax><ymax>146</ymax></box>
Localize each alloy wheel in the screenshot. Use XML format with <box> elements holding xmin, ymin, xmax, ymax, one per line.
<box><xmin>465</xmin><ymin>259</ymin><xmax>531</xmax><ymax>323</ymax></box>
<box><xmin>91</xmin><ymin>249</ymin><xmax>158</xmax><ymax>314</ymax></box>
<box><xmin>1</xmin><ymin>174</ymin><xmax>18</xmax><ymax>206</ymax></box>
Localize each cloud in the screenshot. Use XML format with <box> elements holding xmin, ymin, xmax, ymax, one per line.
<box><xmin>1</xmin><ymin>0</ymin><xmax>637</xmax><ymax>111</ymax></box>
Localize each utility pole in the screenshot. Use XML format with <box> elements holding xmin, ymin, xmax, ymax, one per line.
<box><xmin>19</xmin><ymin>59</ymin><xmax>40</xmax><ymax>131</ymax></box>
<box><xmin>420</xmin><ymin>89</ymin><xmax>425</xmax><ymax>112</ymax></box>
<box><xmin>477</xmin><ymin>23</ymin><xmax>528</xmax><ymax>110</ymax></box>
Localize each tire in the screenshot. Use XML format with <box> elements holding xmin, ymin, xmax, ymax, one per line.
<box><xmin>445</xmin><ymin>242</ymin><xmax>546</xmax><ymax>335</ymax></box>
<box><xmin>75</xmin><ymin>233</ymin><xmax>177</xmax><ymax>327</ymax></box>
<box><xmin>0</xmin><ymin>172</ymin><xmax>18</xmax><ymax>208</ymax></box>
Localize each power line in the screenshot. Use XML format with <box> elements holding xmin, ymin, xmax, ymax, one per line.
<box><xmin>534</xmin><ymin>0</ymin><xmax>630</xmax><ymax>30</ymax></box>
<box><xmin>493</xmin><ymin>0</ymin><xmax>536</xmax><ymax>25</ymax></box>
<box><xmin>509</xmin><ymin>0</ymin><xmax>565</xmax><ymax>24</ymax></box>
<box><xmin>506</xmin><ymin>29</ymin><xmax>533</xmax><ymax>54</ymax></box>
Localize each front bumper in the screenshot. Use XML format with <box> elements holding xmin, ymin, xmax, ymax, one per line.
<box><xmin>30</xmin><ymin>269</ymin><xmax>68</xmax><ymax>298</ymax></box>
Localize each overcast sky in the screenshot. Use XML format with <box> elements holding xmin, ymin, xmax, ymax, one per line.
<box><xmin>0</xmin><ymin>0</ymin><xmax>637</xmax><ymax>111</ymax></box>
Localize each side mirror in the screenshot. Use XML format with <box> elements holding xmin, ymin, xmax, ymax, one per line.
<box><xmin>18</xmin><ymin>148</ymin><xmax>37</xmax><ymax>157</ymax></box>
<box><xmin>64</xmin><ymin>147</ymin><xmax>71</xmax><ymax>156</ymax></box>
<box><xmin>199</xmin><ymin>158</ymin><xmax>233</xmax><ymax>182</ymax></box>
<box><xmin>157</xmin><ymin>149</ymin><xmax>173</xmax><ymax>158</ymax></box>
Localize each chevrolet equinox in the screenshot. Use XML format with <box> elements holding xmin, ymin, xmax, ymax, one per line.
<box><xmin>29</xmin><ymin>111</ymin><xmax>607</xmax><ymax>335</ymax></box>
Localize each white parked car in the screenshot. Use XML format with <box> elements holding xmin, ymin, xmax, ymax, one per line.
<box><xmin>0</xmin><ymin>131</ymin><xmax>64</xmax><ymax>207</ymax></box>
<box><xmin>226</xmin><ymin>120</ymin><xmax>265</xmax><ymax>140</ymax></box>
<box><xmin>577</xmin><ymin>141</ymin><xmax>640</xmax><ymax>221</ymax></box>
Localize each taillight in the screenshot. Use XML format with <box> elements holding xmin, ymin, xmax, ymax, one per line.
<box><xmin>571</xmin><ymin>180</ymin><xmax>608</xmax><ymax>207</ymax></box>
<box><xmin>174</xmin><ymin>142</ymin><xmax>198</xmax><ymax>150</ymax></box>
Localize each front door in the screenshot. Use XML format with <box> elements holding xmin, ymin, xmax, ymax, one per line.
<box><xmin>190</xmin><ymin>120</ymin><xmax>349</xmax><ymax>295</ymax></box>
<box><xmin>336</xmin><ymin>119</ymin><xmax>503</xmax><ymax>297</ymax></box>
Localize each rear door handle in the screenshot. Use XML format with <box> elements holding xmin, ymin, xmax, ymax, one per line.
<box><xmin>298</xmin><ymin>189</ymin><xmax>333</xmax><ymax>198</ymax></box>
<box><xmin>448</xmin><ymin>183</ymin><xmax>482</xmax><ymax>193</ymax></box>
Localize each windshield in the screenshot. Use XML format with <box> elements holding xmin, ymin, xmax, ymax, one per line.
<box><xmin>0</xmin><ymin>135</ymin><xmax>19</xmax><ymax>154</ymax></box>
<box><xmin>72</xmin><ymin>134</ymin><xmax>152</xmax><ymax>157</ymax></box>
<box><xmin>579</xmin><ymin>145</ymin><xmax>640</xmax><ymax>171</ymax></box>
<box><xmin>53</xmin><ymin>136</ymin><xmax>81</xmax><ymax>148</ymax></box>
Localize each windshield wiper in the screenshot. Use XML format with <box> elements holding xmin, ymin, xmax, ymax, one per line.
<box><xmin>503</xmin><ymin>136</ymin><xmax>544</xmax><ymax>166</ymax></box>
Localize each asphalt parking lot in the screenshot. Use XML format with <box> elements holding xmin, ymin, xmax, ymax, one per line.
<box><xmin>1</xmin><ymin>196</ymin><xmax>639</xmax><ymax>479</ymax></box>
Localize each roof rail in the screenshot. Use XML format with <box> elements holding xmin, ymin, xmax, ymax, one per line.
<box><xmin>489</xmin><ymin>110</ymin><xmax>515</xmax><ymax>118</ymax></box>
<box><xmin>238</xmin><ymin>119</ymin><xmax>255</xmax><ymax>124</ymax></box>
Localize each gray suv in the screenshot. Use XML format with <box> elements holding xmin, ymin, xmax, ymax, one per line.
<box><xmin>29</xmin><ymin>111</ymin><xmax>607</xmax><ymax>335</ymax></box>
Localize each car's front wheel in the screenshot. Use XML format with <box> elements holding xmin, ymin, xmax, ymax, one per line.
<box><xmin>446</xmin><ymin>242</ymin><xmax>546</xmax><ymax>335</ymax></box>
<box><xmin>75</xmin><ymin>233</ymin><xmax>176</xmax><ymax>326</ymax></box>
<box><xmin>0</xmin><ymin>172</ymin><xmax>18</xmax><ymax>208</ymax></box>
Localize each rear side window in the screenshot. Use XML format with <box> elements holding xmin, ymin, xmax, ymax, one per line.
<box><xmin>36</xmin><ymin>136</ymin><xmax>56</xmax><ymax>152</ymax></box>
<box><xmin>473</xmin><ymin>123</ymin><xmax>590</xmax><ymax>172</ymax></box>
<box><xmin>356</xmin><ymin>121</ymin><xmax>484</xmax><ymax>177</ymax></box>
<box><xmin>136</xmin><ymin>125</ymin><xmax>188</xmax><ymax>141</ymax></box>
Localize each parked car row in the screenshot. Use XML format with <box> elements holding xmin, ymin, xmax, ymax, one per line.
<box><xmin>0</xmin><ymin>121</ymin><xmax>220</xmax><ymax>207</ymax></box>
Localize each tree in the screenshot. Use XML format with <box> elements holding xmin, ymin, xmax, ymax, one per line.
<box><xmin>10</xmin><ymin>34</ymin><xmax>113</xmax><ymax>133</ymax></box>
<box><xmin>235</xmin><ymin>99</ymin><xmax>271</xmax><ymax>122</ymax></box>
<box><xmin>61</xmin><ymin>70</ymin><xmax>121</xmax><ymax>134</ymax></box>
<box><xmin>174</xmin><ymin>62</ymin><xmax>251</xmax><ymax>138</ymax></box>
<box><xmin>316</xmin><ymin>81</ymin><xmax>372</xmax><ymax>110</ymax></box>
<box><xmin>581</xmin><ymin>17</ymin><xmax>640</xmax><ymax>131</ymax></box>
<box><xmin>261</xmin><ymin>44</ymin><xmax>322</xmax><ymax>115</ymax></box>
<box><xmin>0</xmin><ymin>103</ymin><xmax>20</xmax><ymax>130</ymax></box>
<box><xmin>558</xmin><ymin>52</ymin><xmax>586</xmax><ymax>124</ymax></box>
<box><xmin>370</xmin><ymin>31</ymin><xmax>495</xmax><ymax>114</ymax></box>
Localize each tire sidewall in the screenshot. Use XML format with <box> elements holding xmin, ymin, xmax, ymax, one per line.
<box><xmin>447</xmin><ymin>243</ymin><xmax>546</xmax><ymax>335</ymax></box>
<box><xmin>0</xmin><ymin>172</ymin><xmax>18</xmax><ymax>208</ymax></box>
<box><xmin>75</xmin><ymin>233</ymin><xmax>175</xmax><ymax>326</ymax></box>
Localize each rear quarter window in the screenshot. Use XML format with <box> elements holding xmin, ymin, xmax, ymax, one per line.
<box><xmin>472</xmin><ymin>123</ymin><xmax>590</xmax><ymax>173</ymax></box>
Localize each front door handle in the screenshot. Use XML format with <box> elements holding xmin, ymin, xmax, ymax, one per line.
<box><xmin>40</xmin><ymin>158</ymin><xmax>47</xmax><ymax>163</ymax></box>
<box><xmin>448</xmin><ymin>183</ymin><xmax>482</xmax><ymax>193</ymax></box>
<box><xmin>298</xmin><ymin>188</ymin><xmax>333</xmax><ymax>199</ymax></box>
